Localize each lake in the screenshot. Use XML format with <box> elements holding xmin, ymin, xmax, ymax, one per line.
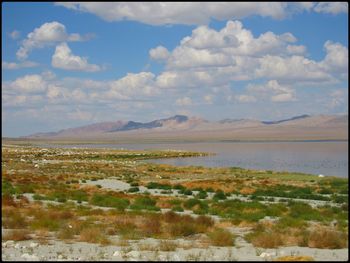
<box><xmin>43</xmin><ymin>141</ymin><xmax>348</xmax><ymax>178</ymax></box>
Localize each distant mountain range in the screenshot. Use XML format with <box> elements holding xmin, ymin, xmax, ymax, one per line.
<box><xmin>24</xmin><ymin>114</ymin><xmax>348</xmax><ymax>141</ymax></box>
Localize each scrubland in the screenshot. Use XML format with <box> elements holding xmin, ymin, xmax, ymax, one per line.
<box><xmin>2</xmin><ymin>144</ymin><xmax>348</xmax><ymax>261</ymax></box>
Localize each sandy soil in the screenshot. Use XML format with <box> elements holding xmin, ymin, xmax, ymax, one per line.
<box><xmin>2</xmin><ymin>236</ymin><xmax>348</xmax><ymax>261</ymax></box>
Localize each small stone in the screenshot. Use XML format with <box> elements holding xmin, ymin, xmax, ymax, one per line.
<box><xmin>14</xmin><ymin>243</ymin><xmax>21</xmax><ymax>249</ymax></box>
<box><xmin>113</xmin><ymin>251</ymin><xmax>121</xmax><ymax>257</ymax></box>
<box><xmin>158</xmin><ymin>254</ymin><xmax>167</xmax><ymax>261</ymax></box>
<box><xmin>4</xmin><ymin>240</ymin><xmax>15</xmax><ymax>248</ymax></box>
<box><xmin>172</xmin><ymin>254</ymin><xmax>181</xmax><ymax>261</ymax></box>
<box><xmin>21</xmin><ymin>253</ymin><xmax>39</xmax><ymax>261</ymax></box>
<box><xmin>30</xmin><ymin>242</ymin><xmax>39</xmax><ymax>248</ymax></box>
<box><xmin>260</xmin><ymin>252</ymin><xmax>270</xmax><ymax>258</ymax></box>
<box><xmin>58</xmin><ymin>255</ymin><xmax>63</xmax><ymax>259</ymax></box>
<box><xmin>126</xmin><ymin>250</ymin><xmax>140</xmax><ymax>259</ymax></box>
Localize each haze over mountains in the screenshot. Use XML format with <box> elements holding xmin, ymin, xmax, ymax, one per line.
<box><xmin>23</xmin><ymin>114</ymin><xmax>348</xmax><ymax>142</ymax></box>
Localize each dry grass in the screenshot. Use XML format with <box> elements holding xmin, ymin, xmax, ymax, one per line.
<box><xmin>158</xmin><ymin>240</ymin><xmax>177</xmax><ymax>251</ymax></box>
<box><xmin>79</xmin><ymin>227</ymin><xmax>111</xmax><ymax>245</ymax></box>
<box><xmin>307</xmin><ymin>227</ymin><xmax>348</xmax><ymax>249</ymax></box>
<box><xmin>57</xmin><ymin>227</ymin><xmax>75</xmax><ymax>240</ymax></box>
<box><xmin>207</xmin><ymin>228</ymin><xmax>234</xmax><ymax>246</ymax></box>
<box><xmin>249</xmin><ymin>232</ymin><xmax>283</xmax><ymax>248</ymax></box>
<box><xmin>36</xmin><ymin>229</ymin><xmax>50</xmax><ymax>244</ymax></box>
<box><xmin>274</xmin><ymin>256</ymin><xmax>314</xmax><ymax>261</ymax></box>
<box><xmin>2</xmin><ymin>229</ymin><xmax>32</xmax><ymax>241</ymax></box>
<box><xmin>2</xmin><ymin>209</ymin><xmax>27</xmax><ymax>229</ymax></box>
<box><xmin>137</xmin><ymin>242</ymin><xmax>158</xmax><ymax>251</ymax></box>
<box><xmin>141</xmin><ymin>215</ymin><xmax>162</xmax><ymax>237</ymax></box>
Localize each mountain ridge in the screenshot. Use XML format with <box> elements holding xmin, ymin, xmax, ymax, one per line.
<box><xmin>23</xmin><ymin>114</ymin><xmax>348</xmax><ymax>140</ymax></box>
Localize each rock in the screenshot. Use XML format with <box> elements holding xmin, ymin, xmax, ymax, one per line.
<box><xmin>58</xmin><ymin>255</ymin><xmax>63</xmax><ymax>259</ymax></box>
<box><xmin>21</xmin><ymin>253</ymin><xmax>39</xmax><ymax>261</ymax></box>
<box><xmin>172</xmin><ymin>254</ymin><xmax>181</xmax><ymax>261</ymax></box>
<box><xmin>14</xmin><ymin>243</ymin><xmax>21</xmax><ymax>249</ymax></box>
<box><xmin>260</xmin><ymin>252</ymin><xmax>271</xmax><ymax>258</ymax></box>
<box><xmin>158</xmin><ymin>254</ymin><xmax>167</xmax><ymax>261</ymax></box>
<box><xmin>3</xmin><ymin>240</ymin><xmax>15</xmax><ymax>248</ymax></box>
<box><xmin>126</xmin><ymin>251</ymin><xmax>140</xmax><ymax>259</ymax></box>
<box><xmin>29</xmin><ymin>242</ymin><xmax>39</xmax><ymax>248</ymax></box>
<box><xmin>113</xmin><ymin>251</ymin><xmax>121</xmax><ymax>257</ymax></box>
<box><xmin>330</xmin><ymin>219</ymin><xmax>338</xmax><ymax>227</ymax></box>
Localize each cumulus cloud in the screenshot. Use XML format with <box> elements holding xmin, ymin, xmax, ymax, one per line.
<box><xmin>320</xmin><ymin>41</ymin><xmax>348</xmax><ymax>75</ymax></box>
<box><xmin>175</xmin><ymin>97</ymin><xmax>193</xmax><ymax>106</ymax></box>
<box><xmin>56</xmin><ymin>2</ymin><xmax>321</xmax><ymax>25</ymax></box>
<box><xmin>2</xmin><ymin>60</ymin><xmax>39</xmax><ymax>70</ymax></box>
<box><xmin>16</xmin><ymin>21</ymin><xmax>89</xmax><ymax>60</ymax></box>
<box><xmin>52</xmin><ymin>42</ymin><xmax>102</xmax><ymax>72</ymax></box>
<box><xmin>149</xmin><ymin>45</ymin><xmax>170</xmax><ymax>61</ymax></box>
<box><xmin>6</xmin><ymin>74</ymin><xmax>47</xmax><ymax>93</ymax></box>
<box><xmin>150</xmin><ymin>20</ymin><xmax>346</xmax><ymax>90</ymax></box>
<box><xmin>314</xmin><ymin>2</ymin><xmax>348</xmax><ymax>14</ymax></box>
<box><xmin>246</xmin><ymin>80</ymin><xmax>296</xmax><ymax>102</ymax></box>
<box><xmin>108</xmin><ymin>72</ymin><xmax>158</xmax><ymax>99</ymax></box>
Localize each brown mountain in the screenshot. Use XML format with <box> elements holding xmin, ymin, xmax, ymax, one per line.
<box><xmin>24</xmin><ymin>114</ymin><xmax>348</xmax><ymax>141</ymax></box>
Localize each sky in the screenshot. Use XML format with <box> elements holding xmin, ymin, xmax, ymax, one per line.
<box><xmin>2</xmin><ymin>2</ymin><xmax>349</xmax><ymax>137</ymax></box>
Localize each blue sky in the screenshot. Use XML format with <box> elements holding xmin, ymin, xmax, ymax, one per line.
<box><xmin>2</xmin><ymin>2</ymin><xmax>348</xmax><ymax>136</ymax></box>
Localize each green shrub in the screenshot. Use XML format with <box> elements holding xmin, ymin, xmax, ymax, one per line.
<box><xmin>173</xmin><ymin>184</ymin><xmax>186</xmax><ymax>191</ymax></box>
<box><xmin>206</xmin><ymin>187</ymin><xmax>215</xmax><ymax>192</ymax></box>
<box><xmin>184</xmin><ymin>198</ymin><xmax>202</xmax><ymax>209</ymax></box>
<box><xmin>213</xmin><ymin>190</ymin><xmax>226</xmax><ymax>200</ymax></box>
<box><xmin>2</xmin><ymin>180</ymin><xmax>17</xmax><ymax>196</ymax></box>
<box><xmin>183</xmin><ymin>189</ymin><xmax>193</xmax><ymax>195</ymax></box>
<box><xmin>172</xmin><ymin>205</ymin><xmax>184</xmax><ymax>212</ymax></box>
<box><xmin>130</xmin><ymin>196</ymin><xmax>160</xmax><ymax>211</ymax></box>
<box><xmin>128</xmin><ymin>187</ymin><xmax>140</xmax><ymax>193</ymax></box>
<box><xmin>196</xmin><ymin>191</ymin><xmax>208</xmax><ymax>199</ymax></box>
<box><xmin>70</xmin><ymin>190</ymin><xmax>88</xmax><ymax>202</ymax></box>
<box><xmin>90</xmin><ymin>194</ymin><xmax>129</xmax><ymax>210</ymax></box>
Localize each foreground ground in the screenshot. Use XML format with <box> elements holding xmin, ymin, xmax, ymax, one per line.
<box><xmin>2</xmin><ymin>144</ymin><xmax>348</xmax><ymax>261</ymax></box>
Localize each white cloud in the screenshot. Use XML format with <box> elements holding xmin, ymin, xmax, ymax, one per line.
<box><xmin>255</xmin><ymin>55</ymin><xmax>333</xmax><ymax>83</ymax></box>
<box><xmin>46</xmin><ymin>85</ymin><xmax>62</xmax><ymax>100</ymax></box>
<box><xmin>203</xmin><ymin>94</ymin><xmax>213</xmax><ymax>104</ymax></box>
<box><xmin>16</xmin><ymin>21</ymin><xmax>88</xmax><ymax>60</ymax></box>
<box><xmin>246</xmin><ymin>80</ymin><xmax>296</xmax><ymax>102</ymax></box>
<box><xmin>151</xmin><ymin>20</ymin><xmax>345</xmax><ymax>90</ymax></box>
<box><xmin>175</xmin><ymin>97</ymin><xmax>192</xmax><ymax>106</ymax></box>
<box><xmin>271</xmin><ymin>93</ymin><xmax>295</xmax><ymax>102</ymax></box>
<box><xmin>8</xmin><ymin>74</ymin><xmax>47</xmax><ymax>93</ymax></box>
<box><xmin>108</xmin><ymin>72</ymin><xmax>158</xmax><ymax>98</ymax></box>
<box><xmin>286</xmin><ymin>44</ymin><xmax>306</xmax><ymax>54</ymax></box>
<box><xmin>235</xmin><ymin>94</ymin><xmax>257</xmax><ymax>103</ymax></box>
<box><xmin>2</xmin><ymin>60</ymin><xmax>39</xmax><ymax>70</ymax></box>
<box><xmin>328</xmin><ymin>89</ymin><xmax>348</xmax><ymax>109</ymax></box>
<box><xmin>149</xmin><ymin>45</ymin><xmax>170</xmax><ymax>61</ymax></box>
<box><xmin>314</xmin><ymin>2</ymin><xmax>348</xmax><ymax>14</ymax></box>
<box><xmin>56</xmin><ymin>2</ymin><xmax>320</xmax><ymax>25</ymax></box>
<box><xmin>52</xmin><ymin>42</ymin><xmax>102</xmax><ymax>72</ymax></box>
<box><xmin>320</xmin><ymin>41</ymin><xmax>348</xmax><ymax>75</ymax></box>
<box><xmin>9</xmin><ymin>30</ymin><xmax>21</xmax><ymax>39</ymax></box>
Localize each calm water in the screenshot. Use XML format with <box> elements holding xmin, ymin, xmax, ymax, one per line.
<box><xmin>43</xmin><ymin>141</ymin><xmax>348</xmax><ymax>178</ymax></box>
